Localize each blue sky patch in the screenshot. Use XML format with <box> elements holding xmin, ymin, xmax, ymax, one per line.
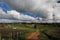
<box><xmin>0</xmin><ymin>3</ymin><xmax>11</xmax><ymax>12</ymax></box>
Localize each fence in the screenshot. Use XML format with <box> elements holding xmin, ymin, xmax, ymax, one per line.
<box><xmin>0</xmin><ymin>29</ymin><xmax>28</xmax><ymax>40</ymax></box>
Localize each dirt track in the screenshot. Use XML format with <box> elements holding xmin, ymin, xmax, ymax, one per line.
<box><xmin>26</xmin><ymin>32</ymin><xmax>40</xmax><ymax>40</ymax></box>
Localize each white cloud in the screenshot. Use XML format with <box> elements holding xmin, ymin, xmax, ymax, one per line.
<box><xmin>4</xmin><ymin>0</ymin><xmax>60</xmax><ymax>19</ymax></box>
<box><xmin>53</xmin><ymin>4</ymin><xmax>60</xmax><ymax>22</ymax></box>
<box><xmin>7</xmin><ymin>10</ymin><xmax>38</xmax><ymax>21</ymax></box>
<box><xmin>0</xmin><ymin>8</ymin><xmax>39</xmax><ymax>22</ymax></box>
<box><xmin>4</xmin><ymin>0</ymin><xmax>54</xmax><ymax>18</ymax></box>
<box><xmin>0</xmin><ymin>8</ymin><xmax>14</xmax><ymax>19</ymax></box>
<box><xmin>2</xmin><ymin>0</ymin><xmax>60</xmax><ymax>23</ymax></box>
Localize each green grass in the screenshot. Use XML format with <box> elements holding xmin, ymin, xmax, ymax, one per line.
<box><xmin>13</xmin><ymin>24</ymin><xmax>60</xmax><ymax>40</ymax></box>
<box><xmin>39</xmin><ymin>26</ymin><xmax>60</xmax><ymax>40</ymax></box>
<box><xmin>0</xmin><ymin>23</ymin><xmax>60</xmax><ymax>40</ymax></box>
<box><xmin>15</xmin><ymin>26</ymin><xmax>36</xmax><ymax>32</ymax></box>
<box><xmin>39</xmin><ymin>26</ymin><xmax>60</xmax><ymax>30</ymax></box>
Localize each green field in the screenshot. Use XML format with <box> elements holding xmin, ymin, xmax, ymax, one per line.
<box><xmin>0</xmin><ymin>23</ymin><xmax>60</xmax><ymax>40</ymax></box>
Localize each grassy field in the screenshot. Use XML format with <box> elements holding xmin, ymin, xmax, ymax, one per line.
<box><xmin>0</xmin><ymin>23</ymin><xmax>60</xmax><ymax>40</ymax></box>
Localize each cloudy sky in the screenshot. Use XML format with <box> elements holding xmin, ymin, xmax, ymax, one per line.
<box><xmin>0</xmin><ymin>0</ymin><xmax>39</xmax><ymax>23</ymax></box>
<box><xmin>0</xmin><ymin>0</ymin><xmax>60</xmax><ymax>23</ymax></box>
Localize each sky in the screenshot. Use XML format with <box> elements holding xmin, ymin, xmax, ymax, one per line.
<box><xmin>0</xmin><ymin>0</ymin><xmax>60</xmax><ymax>23</ymax></box>
<box><xmin>0</xmin><ymin>0</ymin><xmax>40</xmax><ymax>17</ymax></box>
<box><xmin>3</xmin><ymin>0</ymin><xmax>55</xmax><ymax>19</ymax></box>
<box><xmin>0</xmin><ymin>0</ymin><xmax>39</xmax><ymax>23</ymax></box>
<box><xmin>0</xmin><ymin>3</ymin><xmax>11</xmax><ymax>12</ymax></box>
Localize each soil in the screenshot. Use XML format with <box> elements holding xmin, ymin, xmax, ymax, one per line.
<box><xmin>26</xmin><ymin>32</ymin><xmax>40</xmax><ymax>40</ymax></box>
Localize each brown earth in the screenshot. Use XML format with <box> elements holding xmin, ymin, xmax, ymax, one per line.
<box><xmin>26</xmin><ymin>32</ymin><xmax>40</xmax><ymax>40</ymax></box>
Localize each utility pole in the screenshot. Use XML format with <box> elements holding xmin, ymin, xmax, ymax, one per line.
<box><xmin>52</xmin><ymin>2</ymin><xmax>57</xmax><ymax>27</ymax></box>
<box><xmin>53</xmin><ymin>13</ymin><xmax>55</xmax><ymax>23</ymax></box>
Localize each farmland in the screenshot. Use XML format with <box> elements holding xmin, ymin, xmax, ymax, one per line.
<box><xmin>0</xmin><ymin>23</ymin><xmax>60</xmax><ymax>40</ymax></box>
